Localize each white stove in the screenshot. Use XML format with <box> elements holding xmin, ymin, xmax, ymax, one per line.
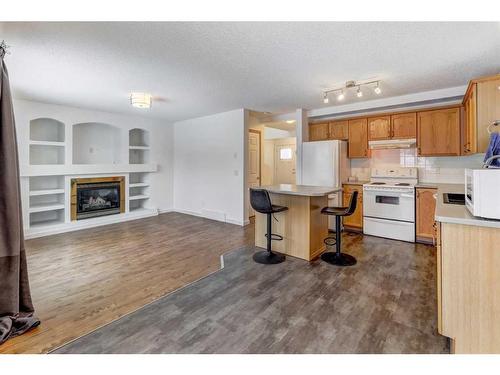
<box><xmin>362</xmin><ymin>167</ymin><xmax>417</xmax><ymax>242</ymax></box>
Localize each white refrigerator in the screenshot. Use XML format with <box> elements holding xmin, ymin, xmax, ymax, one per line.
<box><xmin>301</xmin><ymin>140</ymin><xmax>351</xmax><ymax>231</ymax></box>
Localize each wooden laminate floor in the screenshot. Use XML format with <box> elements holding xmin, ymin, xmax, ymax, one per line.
<box><xmin>0</xmin><ymin>213</ymin><xmax>253</xmax><ymax>354</ymax></box>
<box><xmin>56</xmin><ymin>234</ymin><xmax>448</xmax><ymax>354</ymax></box>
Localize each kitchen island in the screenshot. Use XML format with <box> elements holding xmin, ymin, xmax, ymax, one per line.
<box><xmin>434</xmin><ymin>183</ymin><xmax>500</xmax><ymax>353</ymax></box>
<box><xmin>254</xmin><ymin>184</ymin><xmax>340</xmax><ymax>261</ymax></box>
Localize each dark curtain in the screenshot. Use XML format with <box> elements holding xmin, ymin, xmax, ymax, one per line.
<box><xmin>0</xmin><ymin>46</ymin><xmax>40</xmax><ymax>345</ymax></box>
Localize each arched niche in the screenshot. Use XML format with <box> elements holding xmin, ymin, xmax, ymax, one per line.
<box><xmin>72</xmin><ymin>122</ymin><xmax>122</xmax><ymax>164</ymax></box>
<box><xmin>30</xmin><ymin>118</ymin><xmax>65</xmax><ymax>142</ymax></box>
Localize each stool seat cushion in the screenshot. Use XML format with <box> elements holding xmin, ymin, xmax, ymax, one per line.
<box><xmin>321</xmin><ymin>206</ymin><xmax>350</xmax><ymax>216</ymax></box>
<box><xmin>271</xmin><ymin>205</ymin><xmax>288</xmax><ymax>213</ymax></box>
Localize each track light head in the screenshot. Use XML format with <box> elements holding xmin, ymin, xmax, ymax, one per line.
<box><xmin>323</xmin><ymin>93</ymin><xmax>329</xmax><ymax>104</ymax></box>
<box><xmin>356</xmin><ymin>87</ymin><xmax>363</xmax><ymax>98</ymax></box>
<box><xmin>374</xmin><ymin>82</ymin><xmax>382</xmax><ymax>95</ymax></box>
<box><xmin>337</xmin><ymin>91</ymin><xmax>345</xmax><ymax>101</ymax></box>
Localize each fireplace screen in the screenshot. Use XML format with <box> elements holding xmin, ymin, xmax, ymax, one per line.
<box><xmin>76</xmin><ymin>182</ymin><xmax>121</xmax><ymax>219</ymax></box>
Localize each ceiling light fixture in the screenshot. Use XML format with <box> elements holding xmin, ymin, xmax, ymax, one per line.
<box><xmin>130</xmin><ymin>92</ymin><xmax>152</xmax><ymax>109</ymax></box>
<box><xmin>322</xmin><ymin>79</ymin><xmax>381</xmax><ymax>103</ymax></box>
<box><xmin>285</xmin><ymin>120</ymin><xmax>296</xmax><ymax>124</ymax></box>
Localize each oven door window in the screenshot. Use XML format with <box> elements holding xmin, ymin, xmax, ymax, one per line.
<box><xmin>375</xmin><ymin>195</ymin><xmax>400</xmax><ymax>205</ymax></box>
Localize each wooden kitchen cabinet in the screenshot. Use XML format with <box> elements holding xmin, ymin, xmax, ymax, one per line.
<box><xmin>463</xmin><ymin>83</ymin><xmax>477</xmax><ymax>154</ymax></box>
<box><xmin>417</xmin><ymin>107</ymin><xmax>461</xmax><ymax>156</ymax></box>
<box><xmin>462</xmin><ymin>74</ymin><xmax>500</xmax><ymax>154</ymax></box>
<box><xmin>348</xmin><ymin>118</ymin><xmax>370</xmax><ymax>158</ymax></box>
<box><xmin>328</xmin><ymin>120</ymin><xmax>349</xmax><ymax>140</ymax></box>
<box><xmin>309</xmin><ymin>122</ymin><xmax>329</xmax><ymax>141</ymax></box>
<box><xmin>391</xmin><ymin>112</ymin><xmax>417</xmax><ymax>139</ymax></box>
<box><xmin>416</xmin><ymin>187</ymin><xmax>437</xmax><ymax>244</ymax></box>
<box><xmin>368</xmin><ymin>116</ymin><xmax>391</xmax><ymax>140</ymax></box>
<box><xmin>342</xmin><ymin>184</ymin><xmax>363</xmax><ymax>231</ymax></box>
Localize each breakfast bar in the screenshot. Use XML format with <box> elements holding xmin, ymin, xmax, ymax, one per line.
<box><xmin>254</xmin><ymin>184</ymin><xmax>340</xmax><ymax>261</ymax></box>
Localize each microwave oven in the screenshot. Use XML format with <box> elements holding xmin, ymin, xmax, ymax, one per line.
<box><xmin>465</xmin><ymin>168</ymin><xmax>500</xmax><ymax>220</ymax></box>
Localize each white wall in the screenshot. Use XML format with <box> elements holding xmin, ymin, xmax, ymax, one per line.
<box><xmin>14</xmin><ymin>99</ymin><xmax>175</xmax><ymax>211</ymax></box>
<box><xmin>173</xmin><ymin>108</ymin><xmax>247</xmax><ymax>225</ymax></box>
<box><xmin>264</xmin><ymin>127</ymin><xmax>295</xmax><ymax>140</ymax></box>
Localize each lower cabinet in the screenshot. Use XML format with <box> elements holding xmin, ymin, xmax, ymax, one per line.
<box><xmin>416</xmin><ymin>187</ymin><xmax>437</xmax><ymax>244</ymax></box>
<box><xmin>342</xmin><ymin>184</ymin><xmax>363</xmax><ymax>231</ymax></box>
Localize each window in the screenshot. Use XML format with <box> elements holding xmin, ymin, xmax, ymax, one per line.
<box><xmin>279</xmin><ymin>147</ymin><xmax>293</xmax><ymax>160</ymax></box>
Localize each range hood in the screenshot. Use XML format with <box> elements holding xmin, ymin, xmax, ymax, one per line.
<box><xmin>369</xmin><ymin>138</ymin><xmax>417</xmax><ymax>150</ymax></box>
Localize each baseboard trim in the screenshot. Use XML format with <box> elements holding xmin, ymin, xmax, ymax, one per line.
<box><xmin>172</xmin><ymin>208</ymin><xmax>246</xmax><ymax>227</ymax></box>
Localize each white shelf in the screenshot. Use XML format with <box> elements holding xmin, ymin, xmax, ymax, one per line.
<box><xmin>129</xmin><ymin>182</ymin><xmax>149</xmax><ymax>188</ymax></box>
<box><xmin>20</xmin><ymin>163</ymin><xmax>158</xmax><ymax>177</ymax></box>
<box><xmin>29</xmin><ymin>140</ymin><xmax>65</xmax><ymax>147</ymax></box>
<box><xmin>29</xmin><ymin>203</ymin><xmax>65</xmax><ymax>213</ymax></box>
<box><xmin>25</xmin><ymin>208</ymin><xmax>158</xmax><ymax>239</ymax></box>
<box><xmin>129</xmin><ymin>194</ymin><xmax>149</xmax><ymax>201</ymax></box>
<box><xmin>29</xmin><ymin>219</ymin><xmax>66</xmax><ymax>229</ymax></box>
<box><xmin>129</xmin><ymin>146</ymin><xmax>150</xmax><ymax>150</ymax></box>
<box><xmin>29</xmin><ymin>188</ymin><xmax>65</xmax><ymax>196</ymax></box>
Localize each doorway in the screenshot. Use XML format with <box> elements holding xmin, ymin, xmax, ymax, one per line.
<box><xmin>273</xmin><ymin>139</ymin><xmax>296</xmax><ymax>184</ymax></box>
<box><xmin>247</xmin><ymin>129</ymin><xmax>261</xmax><ymax>217</ymax></box>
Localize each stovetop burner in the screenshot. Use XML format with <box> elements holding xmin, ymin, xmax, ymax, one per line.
<box><xmin>395</xmin><ymin>183</ymin><xmax>410</xmax><ymax>186</ymax></box>
<box><xmin>370</xmin><ymin>182</ymin><xmax>386</xmax><ymax>185</ymax></box>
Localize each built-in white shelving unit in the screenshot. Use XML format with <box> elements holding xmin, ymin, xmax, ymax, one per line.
<box><xmin>22</xmin><ymin>112</ymin><xmax>158</xmax><ymax>238</ymax></box>
<box><xmin>29</xmin><ymin>118</ymin><xmax>66</xmax><ymax>165</ymax></box>
<box><xmin>129</xmin><ymin>128</ymin><xmax>150</xmax><ymax>165</ymax></box>
<box><xmin>128</xmin><ymin>170</ymin><xmax>150</xmax><ymax>211</ymax></box>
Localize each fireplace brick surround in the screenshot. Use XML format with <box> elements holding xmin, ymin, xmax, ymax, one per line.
<box><xmin>70</xmin><ymin>176</ymin><xmax>125</xmax><ymax>221</ymax></box>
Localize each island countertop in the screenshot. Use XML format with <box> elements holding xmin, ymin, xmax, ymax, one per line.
<box><xmin>434</xmin><ymin>183</ymin><xmax>500</xmax><ymax>229</ymax></box>
<box><xmin>260</xmin><ymin>184</ymin><xmax>340</xmax><ymax>197</ymax></box>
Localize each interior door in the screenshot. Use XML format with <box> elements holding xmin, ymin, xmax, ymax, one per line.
<box><xmin>248</xmin><ymin>130</ymin><xmax>261</xmax><ymax>217</ymax></box>
<box><xmin>274</xmin><ymin>143</ymin><xmax>296</xmax><ymax>184</ymax></box>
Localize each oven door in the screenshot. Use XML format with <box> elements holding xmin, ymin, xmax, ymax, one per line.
<box><xmin>363</xmin><ymin>188</ymin><xmax>415</xmax><ymax>222</ymax></box>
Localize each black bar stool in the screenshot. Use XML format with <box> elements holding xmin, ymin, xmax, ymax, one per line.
<box><xmin>250</xmin><ymin>188</ymin><xmax>288</xmax><ymax>264</ymax></box>
<box><xmin>320</xmin><ymin>190</ymin><xmax>358</xmax><ymax>266</ymax></box>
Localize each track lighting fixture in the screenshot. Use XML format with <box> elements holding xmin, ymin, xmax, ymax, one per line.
<box><xmin>322</xmin><ymin>80</ymin><xmax>381</xmax><ymax>103</ymax></box>
<box><xmin>356</xmin><ymin>86</ymin><xmax>363</xmax><ymax>98</ymax></box>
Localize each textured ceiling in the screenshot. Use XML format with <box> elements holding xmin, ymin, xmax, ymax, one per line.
<box><xmin>2</xmin><ymin>22</ymin><xmax>500</xmax><ymax>122</ymax></box>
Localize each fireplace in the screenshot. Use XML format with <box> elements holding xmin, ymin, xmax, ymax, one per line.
<box><xmin>71</xmin><ymin>177</ymin><xmax>125</xmax><ymax>220</ymax></box>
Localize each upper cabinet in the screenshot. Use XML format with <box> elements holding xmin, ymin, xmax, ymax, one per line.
<box><xmin>391</xmin><ymin>112</ymin><xmax>417</xmax><ymax>139</ymax></box>
<box><xmin>348</xmin><ymin>118</ymin><xmax>369</xmax><ymax>158</ymax></box>
<box><xmin>417</xmin><ymin>107</ymin><xmax>461</xmax><ymax>156</ymax></box>
<box><xmin>463</xmin><ymin>74</ymin><xmax>500</xmax><ymax>154</ymax></box>
<box><xmin>329</xmin><ymin>120</ymin><xmax>349</xmax><ymax>140</ymax></box>
<box><xmin>309</xmin><ymin>122</ymin><xmax>329</xmax><ymax>141</ymax></box>
<box><xmin>368</xmin><ymin>116</ymin><xmax>391</xmax><ymax>140</ymax></box>
<box><xmin>368</xmin><ymin>113</ymin><xmax>416</xmax><ymax>140</ymax></box>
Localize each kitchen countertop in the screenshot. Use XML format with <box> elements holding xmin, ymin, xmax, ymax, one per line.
<box><xmin>342</xmin><ymin>180</ymin><xmax>369</xmax><ymax>186</ymax></box>
<box><xmin>260</xmin><ymin>184</ymin><xmax>341</xmax><ymax>197</ymax></box>
<box><xmin>434</xmin><ymin>183</ymin><xmax>500</xmax><ymax>229</ymax></box>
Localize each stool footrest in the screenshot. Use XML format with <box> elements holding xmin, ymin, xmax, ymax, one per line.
<box><xmin>265</xmin><ymin>233</ymin><xmax>283</xmax><ymax>241</ymax></box>
<box><xmin>323</xmin><ymin>236</ymin><xmax>336</xmax><ymax>246</ymax></box>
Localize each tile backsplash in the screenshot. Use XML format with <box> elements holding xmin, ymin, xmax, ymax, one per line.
<box><xmin>350</xmin><ymin>148</ymin><xmax>485</xmax><ymax>183</ymax></box>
